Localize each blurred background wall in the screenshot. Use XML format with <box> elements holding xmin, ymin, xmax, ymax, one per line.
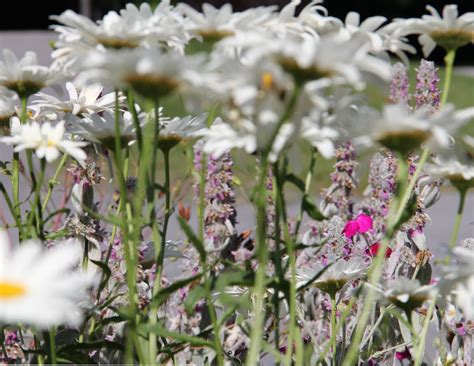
<box><xmin>0</xmin><ymin>0</ymin><xmax>473</xmax><ymax>63</ymax></box>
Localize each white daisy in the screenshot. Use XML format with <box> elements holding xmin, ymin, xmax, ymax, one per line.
<box><xmin>339</xmin><ymin>12</ymin><xmax>387</xmax><ymax>52</ymax></box>
<box><xmin>0</xmin><ymin>231</ymin><xmax>92</xmax><ymax>328</ymax></box>
<box><xmin>198</xmin><ymin>118</ymin><xmax>256</xmax><ymax>158</ymax></box>
<box><xmin>50</xmin><ymin>2</ymin><xmax>188</xmax><ymax>71</ymax></box>
<box><xmin>402</xmin><ymin>4</ymin><xmax>474</xmax><ymax>56</ymax></box>
<box><xmin>51</xmin><ymin>2</ymin><xmax>186</xmax><ymax>50</ymax></box>
<box><xmin>377</xmin><ymin>21</ymin><xmax>418</xmax><ymax>64</ymax></box>
<box><xmin>177</xmin><ymin>2</ymin><xmax>274</xmax><ymax>42</ymax></box>
<box><xmin>196</xmin><ymin>64</ymin><xmax>342</xmax><ymax>161</ymax></box>
<box><xmin>263</xmin><ymin>0</ymin><xmax>339</xmax><ymax>37</ymax></box>
<box><xmin>383</xmin><ymin>278</ymin><xmax>435</xmax><ymax>313</ymax></box>
<box><xmin>33</xmin><ymin>82</ymin><xmax>120</xmax><ymax>119</ymax></box>
<box><xmin>425</xmin><ymin>158</ymin><xmax>474</xmax><ymax>190</ymax></box>
<box><xmin>296</xmin><ymin>258</ymin><xmax>367</xmax><ymax>296</ymax></box>
<box><xmin>78</xmin><ymin>48</ymin><xmax>204</xmax><ymax>100</ymax></box>
<box><xmin>352</xmin><ymin>104</ymin><xmax>474</xmax><ymax>154</ymax></box>
<box><xmin>453</xmin><ymin>276</ymin><xmax>474</xmax><ymax>320</ymax></box>
<box><xmin>66</xmin><ymin>110</ymin><xmax>145</xmax><ymax>150</ymax></box>
<box><xmin>221</xmin><ymin>31</ymin><xmax>391</xmax><ymax>89</ymax></box>
<box><xmin>0</xmin><ymin>49</ymin><xmax>63</xmax><ymax>99</ymax></box>
<box><xmin>0</xmin><ymin>94</ymin><xmax>16</xmax><ymax>133</ymax></box>
<box><xmin>0</xmin><ymin>118</ymin><xmax>87</xmax><ymax>165</ymax></box>
<box><xmin>157</xmin><ymin>113</ymin><xmax>208</xmax><ymax>151</ymax></box>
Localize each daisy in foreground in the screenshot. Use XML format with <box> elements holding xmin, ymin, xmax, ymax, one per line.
<box><xmin>0</xmin><ymin>118</ymin><xmax>87</xmax><ymax>165</ymax></box>
<box><xmin>0</xmin><ymin>231</ymin><xmax>92</xmax><ymax>328</ymax></box>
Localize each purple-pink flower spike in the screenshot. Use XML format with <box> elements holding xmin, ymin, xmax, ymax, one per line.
<box><xmin>389</xmin><ymin>62</ymin><xmax>409</xmax><ymax>105</ymax></box>
<box><xmin>414</xmin><ymin>59</ymin><xmax>441</xmax><ymax>112</ymax></box>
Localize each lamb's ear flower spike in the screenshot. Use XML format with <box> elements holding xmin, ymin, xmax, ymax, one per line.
<box><xmin>389</xmin><ymin>62</ymin><xmax>409</xmax><ymax>105</ymax></box>
<box><xmin>414</xmin><ymin>59</ymin><xmax>440</xmax><ymax>112</ymax></box>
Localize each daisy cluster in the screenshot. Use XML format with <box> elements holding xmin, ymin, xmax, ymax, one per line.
<box><xmin>0</xmin><ymin>1</ymin><xmax>473</xmax><ymax>365</ymax></box>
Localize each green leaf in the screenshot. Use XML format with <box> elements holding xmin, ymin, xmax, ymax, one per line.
<box><xmin>178</xmin><ymin>217</ymin><xmax>206</xmax><ymax>262</ymax></box>
<box><xmin>215</xmin><ymin>269</ymin><xmax>255</xmax><ymax>290</ymax></box>
<box><xmin>302</xmin><ymin>197</ymin><xmax>325</xmax><ymax>221</ymax></box>
<box><xmin>58</xmin><ymin>340</ymin><xmax>123</xmax><ymax>353</ymax></box>
<box><xmin>44</xmin><ymin>229</ymin><xmax>69</xmax><ymax>241</ymax></box>
<box><xmin>416</xmin><ymin>263</ymin><xmax>432</xmax><ymax>286</ymax></box>
<box><xmin>151</xmin><ymin>272</ymin><xmax>203</xmax><ymax>307</ymax></box>
<box><xmin>90</xmin><ymin>259</ymin><xmax>112</xmax><ymax>293</ymax></box>
<box><xmin>98</xmin><ymin>316</ymin><xmax>123</xmax><ymax>327</ymax></box>
<box><xmin>56</xmin><ymin>352</ymin><xmax>95</xmax><ymax>364</ymax></box>
<box><xmin>0</xmin><ymin>161</ymin><xmax>11</xmax><ymax>176</ymax></box>
<box><xmin>137</xmin><ymin>324</ymin><xmax>214</xmax><ymax>348</ymax></box>
<box><xmin>184</xmin><ymin>284</ymin><xmax>206</xmax><ymax>314</ymax></box>
<box><xmin>285</xmin><ymin>173</ymin><xmax>305</xmax><ymax>192</ymax></box>
<box><xmin>43</xmin><ymin>208</ymin><xmax>70</xmax><ymax>224</ymax></box>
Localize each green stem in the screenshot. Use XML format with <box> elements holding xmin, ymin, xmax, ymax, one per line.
<box><xmin>127</xmin><ymin>90</ymin><xmax>143</xmax><ymax>151</ymax></box>
<box><xmin>26</xmin><ymin>158</ymin><xmax>45</xmax><ymax>239</ymax></box>
<box><xmin>390</xmin><ymin>148</ymin><xmax>429</xmax><ymax>233</ymax></box>
<box><xmin>151</xmin><ymin>101</ymin><xmax>160</xmax><ymax>197</ymax></box>
<box><xmin>247</xmin><ymin>85</ymin><xmax>302</xmax><ymax>365</ymax></box>
<box><xmin>161</xmin><ymin>148</ymin><xmax>171</xmax><ymax>245</ymax></box>
<box><xmin>360</xmin><ymin>305</ymin><xmax>394</xmax><ymax>352</ymax></box>
<box><xmin>278</xmin><ymin>174</ymin><xmax>300</xmax><ymax>366</ymax></box>
<box><xmin>441</xmin><ymin>50</ymin><xmax>456</xmax><ymax>107</ymax></box>
<box><xmin>262</xmin><ymin>86</ymin><xmax>301</xmax><ymax>156</ymax></box>
<box><xmin>147</xmin><ymin>147</ymin><xmax>173</xmax><ymax>364</ymax></box>
<box><xmin>131</xmin><ymin>104</ymin><xmax>161</xmax><ymax>365</ymax></box>
<box><xmin>330</xmin><ymin>296</ymin><xmax>337</xmax><ymax>366</ymax></box>
<box><xmin>0</xmin><ymin>183</ymin><xmax>23</xmax><ymax>234</ymax></box>
<box><xmin>113</xmin><ymin>91</ymin><xmax>138</xmax><ymax>353</ymax></box>
<box><xmin>272</xmin><ymin>163</ymin><xmax>284</xmax><ymax>355</ymax></box>
<box><xmin>11</xmin><ymin>98</ymin><xmax>28</xmax><ymax>239</ymax></box>
<box><xmin>49</xmin><ymin>328</ymin><xmax>57</xmax><ymax>365</ymax></box>
<box><xmin>414</xmin><ymin>294</ymin><xmax>437</xmax><ymax>366</ymax></box>
<box><xmin>41</xmin><ymin>153</ymin><xmax>68</xmax><ymax>213</ymax></box>
<box><xmin>245</xmin><ymin>154</ymin><xmax>270</xmax><ymax>366</ymax></box>
<box><xmin>204</xmin><ymin>270</ymin><xmax>224</xmax><ymax>366</ymax></box>
<box><xmin>198</xmin><ymin>150</ymin><xmax>206</xmax><ymax>241</ymax></box>
<box><xmin>318</xmin><ymin>297</ymin><xmax>357</xmax><ymax>364</ymax></box>
<box><xmin>294</xmin><ymin>148</ymin><xmax>317</xmax><ymax>236</ymax></box>
<box><xmin>448</xmin><ymin>188</ymin><xmax>467</xmax><ymax>250</ymax></box>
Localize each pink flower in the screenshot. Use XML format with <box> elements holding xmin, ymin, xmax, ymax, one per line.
<box><xmin>343</xmin><ymin>214</ymin><xmax>373</xmax><ymax>238</ymax></box>
<box><xmin>343</xmin><ymin>220</ymin><xmax>359</xmax><ymax>238</ymax></box>
<box><xmin>395</xmin><ymin>347</ymin><xmax>412</xmax><ymax>361</ymax></box>
<box><xmin>367</xmin><ymin>243</ymin><xmax>392</xmax><ymax>258</ymax></box>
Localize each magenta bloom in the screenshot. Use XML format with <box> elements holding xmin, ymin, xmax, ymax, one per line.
<box><xmin>395</xmin><ymin>347</ymin><xmax>412</xmax><ymax>361</ymax></box>
<box><xmin>343</xmin><ymin>214</ymin><xmax>373</xmax><ymax>238</ymax></box>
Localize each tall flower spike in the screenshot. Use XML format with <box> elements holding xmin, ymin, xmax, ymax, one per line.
<box><xmin>359</xmin><ymin>150</ymin><xmax>398</xmax><ymax>233</ymax></box>
<box><xmin>414</xmin><ymin>59</ymin><xmax>440</xmax><ymax>113</ymax></box>
<box><xmin>204</xmin><ymin>152</ymin><xmax>238</xmax><ymax>252</ymax></box>
<box><xmin>389</xmin><ymin>62</ymin><xmax>409</xmax><ymax>105</ymax></box>
<box><xmin>320</xmin><ymin>142</ymin><xmax>359</xmax><ymax>218</ymax></box>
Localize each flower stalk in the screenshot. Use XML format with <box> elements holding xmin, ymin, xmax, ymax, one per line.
<box><xmin>440</xmin><ymin>50</ymin><xmax>456</xmax><ymax>106</ymax></box>
<box><xmin>448</xmin><ymin>187</ymin><xmax>467</xmax><ymax>249</ymax></box>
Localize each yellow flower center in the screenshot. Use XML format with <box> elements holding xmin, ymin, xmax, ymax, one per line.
<box><xmin>47</xmin><ymin>139</ymin><xmax>57</xmax><ymax>148</ymax></box>
<box><xmin>0</xmin><ymin>281</ymin><xmax>26</xmax><ymax>299</ymax></box>
<box><xmin>261</xmin><ymin>72</ymin><xmax>274</xmax><ymax>91</ymax></box>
